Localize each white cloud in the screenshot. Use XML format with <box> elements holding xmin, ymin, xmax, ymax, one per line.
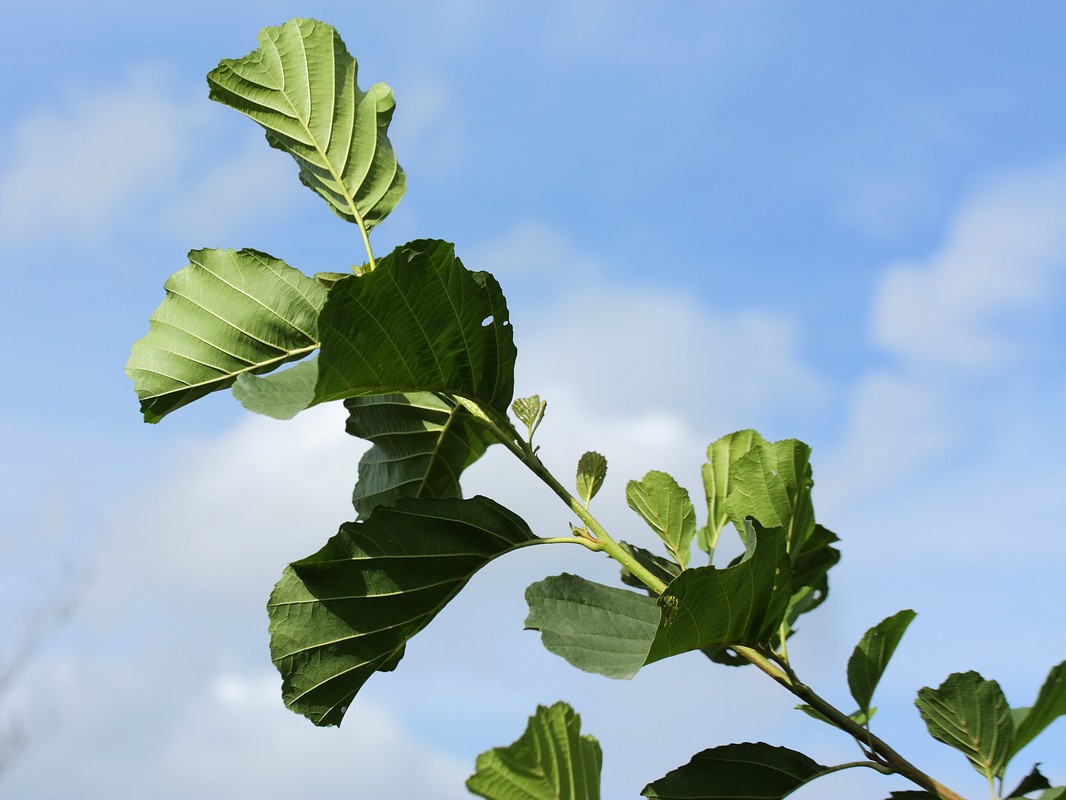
<box><xmin>872</xmin><ymin>158</ymin><xmax>1066</xmax><ymax>372</ymax></box>
<box><xmin>0</xmin><ymin>67</ymin><xmax>207</xmax><ymax>246</ymax></box>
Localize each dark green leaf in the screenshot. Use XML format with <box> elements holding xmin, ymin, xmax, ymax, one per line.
<box><xmin>208</xmin><ymin>18</ymin><xmax>404</xmax><ymax>231</ymax></box>
<box><xmin>467</xmin><ymin>702</ymin><xmax>602</xmax><ymax>800</ymax></box>
<box><xmin>646</xmin><ymin>526</ymin><xmax>791</xmax><ymax>664</ymax></box>
<box><xmin>627</xmin><ymin>471</ymin><xmax>697</xmax><ymax>569</ymax></box>
<box><xmin>127</xmin><ymin>248</ymin><xmax>326</xmax><ymax>422</ymax></box>
<box><xmin>343</xmin><ymin>392</ymin><xmax>496</xmax><ymax>518</ymax></box>
<box><xmin>577</xmin><ymin>452</ymin><xmax>608</xmax><ymax>507</ymax></box>
<box><xmin>915</xmin><ymin>671</ymin><xmax>1013</xmax><ymax>781</ymax></box>
<box><xmin>524</xmin><ymin>574</ymin><xmax>660</xmax><ymax>679</ymax></box>
<box><xmin>1006</xmin><ymin>763</ymin><xmax>1051</xmax><ymax>798</ymax></box>
<box><xmin>1009</xmin><ymin>660</ymin><xmax>1066</xmax><ymax>760</ymax></box>
<box><xmin>314</xmin><ymin>239</ymin><xmax>517</xmax><ymax>414</ymax></box>
<box><xmin>641</xmin><ymin>742</ymin><xmax>831</xmax><ymax>799</ymax></box>
<box><xmin>699</xmin><ymin>430</ymin><xmax>767</xmax><ymax>557</ymax></box>
<box><xmin>786</xmin><ymin>523</ymin><xmax>839</xmax><ymax>618</ymax></box>
<box><xmin>847</xmin><ymin>609</ymin><xmax>917</xmax><ymax>717</ymax></box>
<box><xmin>268</xmin><ymin>495</ymin><xmax>536</xmax><ymax>726</ymax></box>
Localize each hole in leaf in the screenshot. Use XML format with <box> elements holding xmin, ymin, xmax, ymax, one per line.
<box><xmin>481</xmin><ymin>315</ymin><xmax>494</xmax><ymax>327</ymax></box>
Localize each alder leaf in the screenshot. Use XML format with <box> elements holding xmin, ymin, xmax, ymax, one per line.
<box><xmin>915</xmin><ymin>670</ymin><xmax>1014</xmax><ymax>782</ymax></box>
<box><xmin>847</xmin><ymin>609</ymin><xmax>917</xmax><ymax>717</ymax></box>
<box><xmin>1009</xmin><ymin>660</ymin><xmax>1066</xmax><ymax>761</ymax></box>
<box><xmin>641</xmin><ymin>742</ymin><xmax>833</xmax><ymax>799</ymax></box>
<box><xmin>1006</xmin><ymin>763</ymin><xmax>1052</xmax><ymax>798</ymax></box>
<box><xmin>208</xmin><ymin>18</ymin><xmax>405</xmax><ymax>231</ymax></box>
<box><xmin>314</xmin><ymin>239</ymin><xmax>517</xmax><ymax>414</ymax></box>
<box><xmin>700</xmin><ymin>430</ymin><xmax>767</xmax><ymax>556</ymax></box>
<box><xmin>576</xmin><ymin>452</ymin><xmax>608</xmax><ymax>507</ymax></box>
<box><xmin>524</xmin><ymin>574</ymin><xmax>660</xmax><ymax>679</ymax></box>
<box><xmin>467</xmin><ymin>702</ymin><xmax>602</xmax><ymax>800</ymax></box>
<box><xmin>233</xmin><ymin>357</ymin><xmax>319</xmax><ymax>419</ymax></box>
<box><xmin>344</xmin><ymin>392</ymin><xmax>497</xmax><ymax>518</ymax></box>
<box><xmin>626</xmin><ymin>471</ymin><xmax>696</xmax><ymax>569</ymax></box>
<box><xmin>268</xmin><ymin>495</ymin><xmax>536</xmax><ymax>726</ymax></box>
<box><xmin>127</xmin><ymin>248</ymin><xmax>326</xmax><ymax>422</ymax></box>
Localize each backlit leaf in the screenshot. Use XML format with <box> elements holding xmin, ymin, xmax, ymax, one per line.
<box><xmin>268</xmin><ymin>495</ymin><xmax>536</xmax><ymax>726</ymax></box>
<box><xmin>847</xmin><ymin>609</ymin><xmax>917</xmax><ymax>717</ymax></box>
<box><xmin>1009</xmin><ymin>660</ymin><xmax>1066</xmax><ymax>760</ymax></box>
<box><xmin>699</xmin><ymin>430</ymin><xmax>767</xmax><ymax>557</ymax></box>
<box><xmin>467</xmin><ymin>702</ymin><xmax>602</xmax><ymax>800</ymax></box>
<box><xmin>127</xmin><ymin>248</ymin><xmax>325</xmax><ymax>422</ymax></box>
<box><xmin>577</xmin><ymin>452</ymin><xmax>608</xmax><ymax>507</ymax></box>
<box><xmin>208</xmin><ymin>18</ymin><xmax>404</xmax><ymax>231</ymax></box>
<box><xmin>626</xmin><ymin>471</ymin><xmax>696</xmax><ymax>568</ymax></box>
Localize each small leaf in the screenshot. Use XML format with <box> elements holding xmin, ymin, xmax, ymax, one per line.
<box><xmin>344</xmin><ymin>392</ymin><xmax>496</xmax><ymax>518</ymax></box>
<box><xmin>1006</xmin><ymin>763</ymin><xmax>1052</xmax><ymax>798</ymax></box>
<box><xmin>208</xmin><ymin>18</ymin><xmax>405</xmax><ymax>231</ymax></box>
<box><xmin>645</xmin><ymin>525</ymin><xmax>791</xmax><ymax>664</ymax></box>
<box><xmin>915</xmin><ymin>670</ymin><xmax>1013</xmax><ymax>781</ymax></box>
<box><xmin>268</xmin><ymin>495</ymin><xmax>536</xmax><ymax>726</ymax></box>
<box><xmin>847</xmin><ymin>609</ymin><xmax>917</xmax><ymax>717</ymax></box>
<box><xmin>314</xmin><ymin>239</ymin><xmax>517</xmax><ymax>415</ymax></box>
<box><xmin>700</xmin><ymin>430</ymin><xmax>767</xmax><ymax>556</ymax></box>
<box><xmin>524</xmin><ymin>574</ymin><xmax>660</xmax><ymax>679</ymax></box>
<box><xmin>576</xmin><ymin>452</ymin><xmax>608</xmax><ymax>507</ymax></box>
<box><xmin>1009</xmin><ymin>660</ymin><xmax>1066</xmax><ymax>760</ymax></box>
<box><xmin>233</xmin><ymin>357</ymin><xmax>319</xmax><ymax>419</ymax></box>
<box><xmin>626</xmin><ymin>471</ymin><xmax>697</xmax><ymax>569</ymax></box>
<box><xmin>641</xmin><ymin>742</ymin><xmax>832</xmax><ymax>799</ymax></box>
<box><xmin>127</xmin><ymin>248</ymin><xmax>326</xmax><ymax>422</ymax></box>
<box><xmin>467</xmin><ymin>702</ymin><xmax>602</xmax><ymax>800</ymax></box>
<box><xmin>512</xmin><ymin>394</ymin><xmax>547</xmax><ymax>437</ymax></box>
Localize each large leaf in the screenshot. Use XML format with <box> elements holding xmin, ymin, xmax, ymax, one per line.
<box><xmin>847</xmin><ymin>609</ymin><xmax>917</xmax><ymax>717</ymax></box>
<box><xmin>207</xmin><ymin>18</ymin><xmax>404</xmax><ymax>232</ymax></box>
<box><xmin>915</xmin><ymin>671</ymin><xmax>1014</xmax><ymax>781</ymax></box>
<box><xmin>1009</xmin><ymin>660</ymin><xmax>1066</xmax><ymax>760</ymax></box>
<box><xmin>467</xmin><ymin>702</ymin><xmax>602</xmax><ymax>800</ymax></box>
<box><xmin>344</xmin><ymin>392</ymin><xmax>497</xmax><ymax>518</ymax></box>
<box><xmin>626</xmin><ymin>471</ymin><xmax>697</xmax><ymax>569</ymax></box>
<box><xmin>524</xmin><ymin>574</ymin><xmax>660</xmax><ymax>679</ymax></box>
<box><xmin>699</xmin><ymin>430</ymin><xmax>768</xmax><ymax>557</ymax></box>
<box><xmin>641</xmin><ymin>742</ymin><xmax>832</xmax><ymax>799</ymax></box>
<box><xmin>645</xmin><ymin>526</ymin><xmax>791</xmax><ymax>664</ymax></box>
<box><xmin>268</xmin><ymin>495</ymin><xmax>536</xmax><ymax>726</ymax></box>
<box><xmin>314</xmin><ymin>239</ymin><xmax>517</xmax><ymax>414</ymax></box>
<box><xmin>127</xmin><ymin>248</ymin><xmax>326</xmax><ymax>422</ymax></box>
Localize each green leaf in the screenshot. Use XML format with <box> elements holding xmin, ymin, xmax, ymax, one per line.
<box><xmin>524</xmin><ymin>574</ymin><xmax>660</xmax><ymax>679</ymax></box>
<box><xmin>699</xmin><ymin>430</ymin><xmax>768</xmax><ymax>556</ymax></box>
<box><xmin>795</xmin><ymin>703</ymin><xmax>874</xmax><ymax>728</ymax></box>
<box><xmin>885</xmin><ymin>793</ymin><xmax>938</xmax><ymax>799</ymax></box>
<box><xmin>512</xmin><ymin>394</ymin><xmax>547</xmax><ymax>439</ymax></box>
<box><xmin>467</xmin><ymin>702</ymin><xmax>602</xmax><ymax>800</ymax></box>
<box><xmin>646</xmin><ymin>525</ymin><xmax>791</xmax><ymax>664</ymax></box>
<box><xmin>233</xmin><ymin>356</ymin><xmax>319</xmax><ymax>419</ymax></box>
<box><xmin>127</xmin><ymin>248</ymin><xmax>326</xmax><ymax>422</ymax></box>
<box><xmin>207</xmin><ymin>18</ymin><xmax>404</xmax><ymax>232</ymax></box>
<box><xmin>847</xmin><ymin>609</ymin><xmax>917</xmax><ymax>717</ymax></box>
<box><xmin>344</xmin><ymin>392</ymin><xmax>496</xmax><ymax>518</ymax></box>
<box><xmin>618</xmin><ymin>542</ymin><xmax>683</xmax><ymax>593</ymax></box>
<box><xmin>576</xmin><ymin>452</ymin><xmax>608</xmax><ymax>507</ymax></box>
<box><xmin>268</xmin><ymin>495</ymin><xmax>536</xmax><ymax>726</ymax></box>
<box><xmin>1006</xmin><ymin>763</ymin><xmax>1051</xmax><ymax>798</ymax></box>
<box><xmin>641</xmin><ymin>742</ymin><xmax>832</xmax><ymax>799</ymax></box>
<box><xmin>1009</xmin><ymin>660</ymin><xmax>1066</xmax><ymax>760</ymax></box>
<box><xmin>626</xmin><ymin>471</ymin><xmax>697</xmax><ymax>569</ymax></box>
<box><xmin>314</xmin><ymin>239</ymin><xmax>517</xmax><ymax>414</ymax></box>
<box><xmin>1038</xmin><ymin>789</ymin><xmax>1066</xmax><ymax>800</ymax></box>
<box><xmin>915</xmin><ymin>670</ymin><xmax>1014</xmax><ymax>781</ymax></box>
<box><xmin>784</xmin><ymin>523</ymin><xmax>839</xmax><ymax>623</ymax></box>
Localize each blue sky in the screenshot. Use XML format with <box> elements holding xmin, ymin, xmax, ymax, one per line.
<box><xmin>2</xmin><ymin>2</ymin><xmax>1065</xmax><ymax>798</ymax></box>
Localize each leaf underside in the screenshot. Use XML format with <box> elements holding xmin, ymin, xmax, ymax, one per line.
<box><xmin>207</xmin><ymin>17</ymin><xmax>405</xmax><ymax>231</ymax></box>
<box><xmin>626</xmin><ymin>470</ymin><xmax>696</xmax><ymax>569</ymax></box>
<box><xmin>467</xmin><ymin>702</ymin><xmax>602</xmax><ymax>800</ymax></box>
<box><xmin>268</xmin><ymin>495</ymin><xmax>536</xmax><ymax>726</ymax></box>
<box><xmin>127</xmin><ymin>248</ymin><xmax>326</xmax><ymax>422</ymax></box>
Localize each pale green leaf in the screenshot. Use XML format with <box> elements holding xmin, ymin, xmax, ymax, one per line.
<box><xmin>127</xmin><ymin>248</ymin><xmax>326</xmax><ymax>422</ymax></box>
<box><xmin>207</xmin><ymin>18</ymin><xmax>404</xmax><ymax>231</ymax></box>
<box><xmin>916</xmin><ymin>671</ymin><xmax>1014</xmax><ymax>781</ymax></box>
<box><xmin>512</xmin><ymin>395</ymin><xmax>547</xmax><ymax>438</ymax></box>
<box><xmin>314</xmin><ymin>239</ymin><xmax>517</xmax><ymax>414</ymax></box>
<box><xmin>722</xmin><ymin>439</ymin><xmax>815</xmax><ymax>551</ymax></box>
<box><xmin>641</xmin><ymin>742</ymin><xmax>831</xmax><ymax>799</ymax></box>
<box><xmin>646</xmin><ymin>526</ymin><xmax>791</xmax><ymax>664</ymax></box>
<box><xmin>1009</xmin><ymin>660</ymin><xmax>1066</xmax><ymax>760</ymax></box>
<box><xmin>847</xmin><ymin>609</ymin><xmax>917</xmax><ymax>716</ymax></box>
<box><xmin>618</xmin><ymin>542</ymin><xmax>682</xmax><ymax>593</ymax></box>
<box><xmin>344</xmin><ymin>392</ymin><xmax>496</xmax><ymax>518</ymax></box>
<box><xmin>524</xmin><ymin>574</ymin><xmax>660</xmax><ymax>679</ymax></box>
<box><xmin>626</xmin><ymin>471</ymin><xmax>696</xmax><ymax>569</ymax></box>
<box><xmin>233</xmin><ymin>357</ymin><xmax>319</xmax><ymax>419</ymax></box>
<box><xmin>268</xmin><ymin>495</ymin><xmax>536</xmax><ymax>726</ymax></box>
<box><xmin>467</xmin><ymin>702</ymin><xmax>602</xmax><ymax>800</ymax></box>
<box><xmin>795</xmin><ymin>703</ymin><xmax>874</xmax><ymax>728</ymax></box>
<box><xmin>699</xmin><ymin>430</ymin><xmax>767</xmax><ymax>556</ymax></box>
<box><xmin>576</xmin><ymin>452</ymin><xmax>608</xmax><ymax>507</ymax></box>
